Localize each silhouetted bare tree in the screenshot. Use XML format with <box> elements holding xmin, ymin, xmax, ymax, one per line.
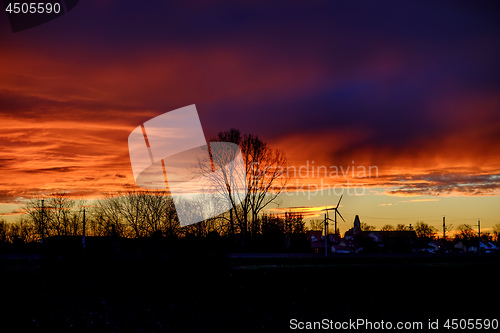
<box><xmin>21</xmin><ymin>195</ymin><xmax>84</xmax><ymax>240</ymax></box>
<box><xmin>456</xmin><ymin>224</ymin><xmax>475</xmax><ymax>240</ymax></box>
<box><xmin>0</xmin><ymin>218</ymin><xmax>7</xmax><ymax>243</ymax></box>
<box><xmin>207</xmin><ymin>129</ymin><xmax>289</xmax><ymax>246</ymax></box>
<box><xmin>115</xmin><ymin>191</ymin><xmax>148</xmax><ymax>238</ymax></box>
<box><xmin>493</xmin><ymin>223</ymin><xmax>500</xmax><ymax>241</ymax></box>
<box><xmin>396</xmin><ymin>224</ymin><xmax>409</xmax><ymax>231</ymax></box>
<box><xmin>23</xmin><ymin>198</ymin><xmax>51</xmax><ymax>242</ymax></box>
<box><xmin>15</xmin><ymin>216</ymin><xmax>37</xmax><ymax>243</ymax></box>
<box><xmin>95</xmin><ymin>195</ymin><xmax>126</xmax><ymax>237</ymax></box>
<box><xmin>360</xmin><ymin>222</ymin><xmax>376</xmax><ymax>231</ymax></box>
<box><xmin>95</xmin><ymin>190</ymin><xmax>180</xmax><ymax>238</ymax></box>
<box><xmin>49</xmin><ymin>194</ymin><xmax>68</xmax><ymax>235</ymax></box>
<box><xmin>414</xmin><ymin>221</ymin><xmax>437</xmax><ymax>240</ymax></box>
<box><xmin>381</xmin><ymin>224</ymin><xmax>395</xmax><ymax>231</ymax></box>
<box><xmin>308</xmin><ymin>219</ymin><xmax>324</xmax><ymax>231</ymax></box>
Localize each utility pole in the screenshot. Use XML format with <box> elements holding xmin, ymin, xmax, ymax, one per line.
<box><xmin>284</xmin><ymin>211</ymin><xmax>290</xmax><ymax>250</ymax></box>
<box><xmin>324</xmin><ymin>213</ymin><xmax>328</xmax><ymax>257</ymax></box>
<box><xmin>477</xmin><ymin>218</ymin><xmax>481</xmax><ymax>256</ymax></box>
<box><xmin>443</xmin><ymin>216</ymin><xmax>446</xmax><ymax>239</ymax></box>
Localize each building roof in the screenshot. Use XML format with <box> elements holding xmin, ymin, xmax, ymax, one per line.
<box><xmin>306</xmin><ymin>230</ymin><xmax>322</xmax><ymax>242</ymax></box>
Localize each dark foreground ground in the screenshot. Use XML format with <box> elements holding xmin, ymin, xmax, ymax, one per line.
<box><xmin>2</xmin><ymin>254</ymin><xmax>499</xmax><ymax>332</ymax></box>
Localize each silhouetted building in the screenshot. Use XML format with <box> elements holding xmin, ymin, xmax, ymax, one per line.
<box><xmin>344</xmin><ymin>215</ymin><xmax>417</xmax><ymax>253</ymax></box>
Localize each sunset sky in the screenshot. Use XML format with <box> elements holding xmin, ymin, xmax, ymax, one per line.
<box><xmin>1</xmin><ymin>0</ymin><xmax>499</xmax><ymax>234</ymax></box>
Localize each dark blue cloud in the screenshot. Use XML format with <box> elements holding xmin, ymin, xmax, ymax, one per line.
<box><xmin>2</xmin><ymin>0</ymin><xmax>499</xmax><ymax>163</ymax></box>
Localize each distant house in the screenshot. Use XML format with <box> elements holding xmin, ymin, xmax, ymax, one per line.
<box><xmin>366</xmin><ymin>231</ymin><xmax>383</xmax><ymax>243</ymax></box>
<box><xmin>425</xmin><ymin>240</ymin><xmax>443</xmax><ymax>253</ymax></box>
<box><xmin>331</xmin><ymin>238</ymin><xmax>358</xmax><ymax>254</ymax></box>
<box><xmin>306</xmin><ymin>230</ymin><xmax>322</xmax><ymax>243</ymax></box>
<box><xmin>453</xmin><ymin>241</ymin><xmax>468</xmax><ymax>252</ymax></box>
<box><xmin>307</xmin><ymin>231</ymin><xmax>347</xmax><ymax>253</ymax></box>
<box><xmin>483</xmin><ymin>242</ymin><xmax>498</xmax><ymax>254</ymax></box>
<box><xmin>455</xmin><ymin>241</ymin><xmax>500</xmax><ymax>254</ymax></box>
<box><xmin>331</xmin><ymin>243</ymin><xmax>351</xmax><ymax>254</ymax></box>
<box><xmin>306</xmin><ymin>230</ymin><xmax>324</xmax><ymax>252</ymax></box>
<box><xmin>328</xmin><ymin>234</ymin><xmax>341</xmax><ymax>244</ymax></box>
<box><xmin>413</xmin><ymin>240</ymin><xmax>446</xmax><ymax>253</ymax></box>
<box><xmin>454</xmin><ymin>241</ymin><xmax>478</xmax><ymax>253</ymax></box>
<box><xmin>344</xmin><ymin>215</ymin><xmax>417</xmax><ymax>252</ymax></box>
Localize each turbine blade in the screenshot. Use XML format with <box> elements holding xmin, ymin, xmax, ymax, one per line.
<box><xmin>336</xmin><ymin>195</ymin><xmax>343</xmax><ymax>209</ymax></box>
<box><xmin>337</xmin><ymin>210</ymin><xmax>346</xmax><ymax>223</ymax></box>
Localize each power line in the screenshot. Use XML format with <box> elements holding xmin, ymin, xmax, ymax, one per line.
<box><xmin>345</xmin><ymin>215</ymin><xmax>443</xmax><ymax>221</ymax></box>
<box><xmin>340</xmin><ymin>213</ymin><xmax>499</xmax><ymax>224</ymax></box>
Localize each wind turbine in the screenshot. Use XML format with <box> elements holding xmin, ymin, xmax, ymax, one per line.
<box><xmin>322</xmin><ymin>195</ymin><xmax>346</xmax><ymax>257</ymax></box>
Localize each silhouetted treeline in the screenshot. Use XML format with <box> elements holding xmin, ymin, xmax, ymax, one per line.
<box><xmin>0</xmin><ymin>191</ymin><xmax>308</xmax><ymax>253</ymax></box>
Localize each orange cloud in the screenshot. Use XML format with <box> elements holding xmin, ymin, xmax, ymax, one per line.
<box><xmin>266</xmin><ymin>205</ymin><xmax>344</xmax><ymax>219</ymax></box>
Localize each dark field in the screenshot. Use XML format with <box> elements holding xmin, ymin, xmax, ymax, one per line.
<box><xmin>2</xmin><ymin>254</ymin><xmax>499</xmax><ymax>332</ymax></box>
